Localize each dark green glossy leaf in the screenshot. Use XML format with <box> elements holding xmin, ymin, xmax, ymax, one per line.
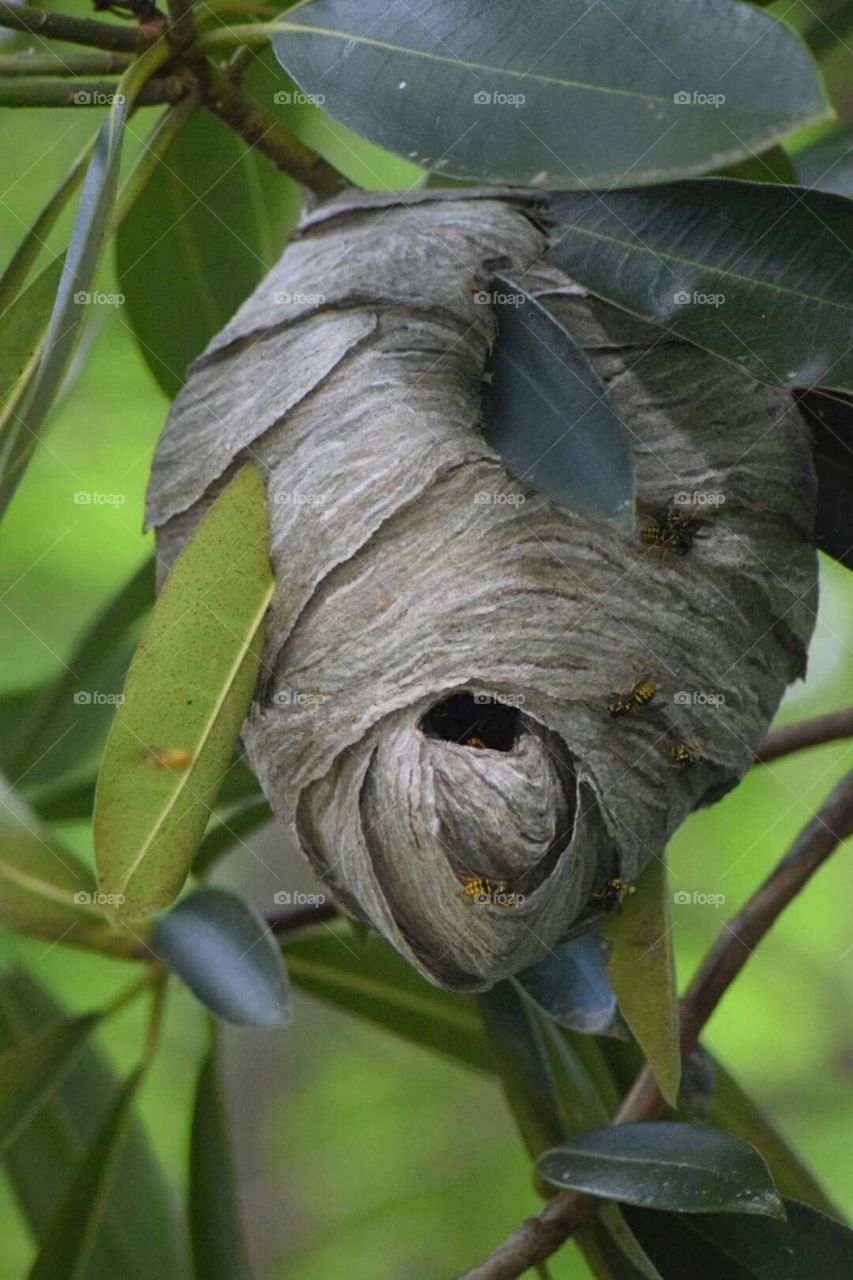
<box><xmin>623</xmin><ymin>1199</ymin><xmax>853</xmax><ymax>1279</ymax></box>
<box><xmin>0</xmin><ymin>972</ymin><xmax>189</xmax><ymax>1280</ymax></box>
<box><xmin>153</xmin><ymin>887</ymin><xmax>290</xmax><ymax>1027</ymax></box>
<box><xmin>117</xmin><ymin>110</ymin><xmax>301</xmax><ymax>398</ymax></box>
<box><xmin>517</xmin><ymin>935</ymin><xmax>628</xmax><ymax>1039</ymax></box>
<box><xmin>28</xmin><ymin>1069</ymin><xmax>143</xmax><ymax>1280</ymax></box>
<box><xmin>271</xmin><ymin>0</ymin><xmax>827</xmax><ymax>189</ymax></box>
<box><xmin>794</xmin><ymin>389</ymin><xmax>853</xmax><ymax>568</ymax></box>
<box><xmin>547</xmin><ymin>181</ymin><xmax>853</xmax><ymax>392</ymax></box>
<box><xmin>190</xmin><ymin>1030</ymin><xmax>254</xmax><ymax>1278</ymax></box>
<box><xmin>600</xmin><ymin>858</ymin><xmax>680</xmax><ymax>1107</ymax></box>
<box><xmin>538</xmin><ymin>1122</ymin><xmax>784</xmax><ymax>1219</ymax></box>
<box><xmin>482</xmin><ymin>276</ymin><xmax>634</xmax><ymax>526</ymax></box>
<box><xmin>793</xmin><ymin>129</ymin><xmax>853</xmax><ymax>196</ymax></box>
<box><xmin>0</xmin><ymin>259</ymin><xmax>62</xmax><ymax>444</ymax></box>
<box><xmin>0</xmin><ymin>1015</ymin><xmax>100</xmax><ymax>1156</ymax></box>
<box><xmin>283</xmin><ymin>926</ymin><xmax>493</xmax><ymax>1072</ymax></box>
<box><xmin>94</xmin><ymin>464</ymin><xmax>273</xmax><ymax>920</ymax></box>
<box><xmin>719</xmin><ymin>147</ymin><xmax>796</xmax><ymax>184</ymax></box>
<box><xmin>6</xmin><ymin>558</ymin><xmax>154</xmax><ymax>789</ymax></box>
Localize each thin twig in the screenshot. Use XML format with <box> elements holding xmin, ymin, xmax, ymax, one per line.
<box><xmin>756</xmin><ymin>707</ymin><xmax>853</xmax><ymax>764</ymax></box>
<box><xmin>268</xmin><ymin>901</ymin><xmax>339</xmax><ymax>936</ymax></box>
<box><xmin>0</xmin><ymin>49</ymin><xmax>135</xmax><ymax>75</ymax></box>
<box><xmin>0</xmin><ymin>73</ymin><xmax>186</xmax><ymax>106</ymax></box>
<box><xmin>460</xmin><ymin>769</ymin><xmax>853</xmax><ymax>1280</ymax></box>
<box><xmin>0</xmin><ymin>1</ymin><xmax>150</xmax><ymax>52</ymax></box>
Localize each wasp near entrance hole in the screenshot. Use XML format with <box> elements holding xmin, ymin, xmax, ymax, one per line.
<box><xmin>591</xmin><ymin>877</ymin><xmax>636</xmax><ymax>912</ymax></box>
<box><xmin>457</xmin><ymin>874</ymin><xmax>521</xmax><ymax>909</ymax></box>
<box><xmin>669</xmin><ymin>738</ymin><xmax>706</xmax><ymax>770</ymax></box>
<box><xmin>641</xmin><ymin>504</ymin><xmax>702</xmax><ymax>556</ymax></box>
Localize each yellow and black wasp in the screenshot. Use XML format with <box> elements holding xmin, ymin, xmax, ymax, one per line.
<box><xmin>456</xmin><ymin>872</ymin><xmax>520</xmax><ymax>909</ymax></box>
<box><xmin>608</xmin><ymin>674</ymin><xmax>657</xmax><ymax>718</ymax></box>
<box><xmin>464</xmin><ymin>736</ymin><xmax>488</xmax><ymax>749</ymax></box>
<box><xmin>669</xmin><ymin>738</ymin><xmax>706</xmax><ymax>770</ymax></box>
<box><xmin>591</xmin><ymin>877</ymin><xmax>636</xmax><ymax>912</ymax></box>
<box><xmin>641</xmin><ymin>503</ymin><xmax>701</xmax><ymax>556</ymax></box>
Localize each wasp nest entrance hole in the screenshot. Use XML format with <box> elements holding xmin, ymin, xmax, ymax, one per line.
<box><xmin>420</xmin><ymin>692</ymin><xmax>521</xmax><ymax>752</ymax></box>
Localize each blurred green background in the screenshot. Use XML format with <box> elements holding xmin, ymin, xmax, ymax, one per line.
<box><xmin>2</xmin><ymin>2</ymin><xmax>853</xmax><ymax>1275</ymax></box>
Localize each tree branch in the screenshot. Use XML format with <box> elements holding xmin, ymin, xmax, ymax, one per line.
<box><xmin>0</xmin><ymin>73</ymin><xmax>186</xmax><ymax>107</ymax></box>
<box><xmin>268</xmin><ymin>901</ymin><xmax>339</xmax><ymax>936</ymax></box>
<box><xmin>0</xmin><ymin>1</ymin><xmax>150</xmax><ymax>52</ymax></box>
<box><xmin>0</xmin><ymin>49</ymin><xmax>134</xmax><ymax>75</ymax></box>
<box><xmin>460</xmin><ymin>768</ymin><xmax>853</xmax><ymax>1280</ymax></box>
<box><xmin>201</xmin><ymin>61</ymin><xmax>346</xmax><ymax>199</ymax></box>
<box><xmin>756</xmin><ymin>706</ymin><xmax>853</xmax><ymax>764</ymax></box>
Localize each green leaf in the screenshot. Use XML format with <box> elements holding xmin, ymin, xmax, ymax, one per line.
<box><xmin>117</xmin><ymin>110</ymin><xmax>301</xmax><ymax>398</ymax></box>
<box><xmin>190</xmin><ymin>1029</ymin><xmax>254</xmax><ymax>1278</ymax></box>
<box><xmin>283</xmin><ymin>926</ymin><xmax>493</xmax><ymax>1073</ymax></box>
<box><xmin>270</xmin><ymin>0</ymin><xmax>828</xmax><ymax>189</ymax></box>
<box><xmin>191</xmin><ymin>798</ymin><xmax>273</xmax><ymax>877</ymax></box>
<box><xmin>0</xmin><ymin>972</ymin><xmax>190</xmax><ymax>1280</ymax></box>
<box><xmin>0</xmin><ymin>1015</ymin><xmax>100</xmax><ymax>1156</ymax></box>
<box><xmin>623</xmin><ymin>1199</ymin><xmax>853</xmax><ymax>1278</ymax></box>
<box><xmin>94</xmin><ymin>463</ymin><xmax>273</xmax><ymax>920</ymax></box>
<box><xmin>517</xmin><ymin>936</ymin><xmax>628</xmax><ymax>1039</ymax></box>
<box><xmin>600</xmin><ymin>858</ymin><xmax>680</xmax><ymax>1107</ymax></box>
<box><xmin>538</xmin><ymin>1122</ymin><xmax>784</xmax><ymax>1219</ymax></box>
<box><xmin>0</xmin><ymin>258</ymin><xmax>63</xmax><ymax>445</ymax></box>
<box><xmin>793</xmin><ymin>128</ymin><xmax>853</xmax><ymax>196</ymax></box>
<box><xmin>481</xmin><ymin>277</ymin><xmax>634</xmax><ymax>527</ymax></box>
<box><xmin>0</xmin><ymin>45</ymin><xmax>170</xmax><ymax>515</ymax></box>
<box><xmin>28</xmin><ymin>1069</ymin><xmax>144</xmax><ymax>1280</ymax></box>
<box><xmin>152</xmin><ymin>887</ymin><xmax>290</xmax><ymax>1027</ymax></box>
<box><xmin>0</xmin><ymin>780</ymin><xmax>138</xmax><ymax>956</ymax></box>
<box><xmin>546</xmin><ymin>181</ymin><xmax>853</xmax><ymax>392</ymax></box>
<box><xmin>5</xmin><ymin>558</ymin><xmax>154</xmax><ymax>790</ymax></box>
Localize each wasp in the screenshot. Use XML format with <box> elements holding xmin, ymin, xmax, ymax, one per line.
<box><xmin>608</xmin><ymin>674</ymin><xmax>657</xmax><ymax>717</ymax></box>
<box><xmin>457</xmin><ymin>874</ymin><xmax>519</xmax><ymax>909</ymax></box>
<box><xmin>669</xmin><ymin>738</ymin><xmax>706</xmax><ymax>770</ymax></box>
<box><xmin>465</xmin><ymin>736</ymin><xmax>488</xmax><ymax>749</ymax></box>
<box><xmin>641</xmin><ymin>503</ymin><xmax>701</xmax><ymax>556</ymax></box>
<box><xmin>591</xmin><ymin>877</ymin><xmax>636</xmax><ymax>912</ymax></box>
<box><xmin>143</xmin><ymin>746</ymin><xmax>192</xmax><ymax>771</ymax></box>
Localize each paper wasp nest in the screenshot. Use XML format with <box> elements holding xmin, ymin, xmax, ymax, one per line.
<box><xmin>146</xmin><ymin>188</ymin><xmax>817</xmax><ymax>992</ymax></box>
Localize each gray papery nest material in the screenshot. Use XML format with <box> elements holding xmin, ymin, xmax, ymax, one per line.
<box><xmin>146</xmin><ymin>188</ymin><xmax>817</xmax><ymax>992</ymax></box>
